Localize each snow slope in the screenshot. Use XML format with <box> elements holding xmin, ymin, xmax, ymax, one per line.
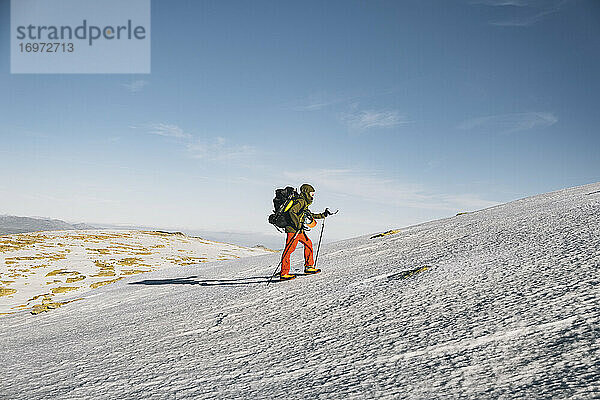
<box><xmin>0</xmin><ymin>230</ymin><xmax>272</xmax><ymax>315</ymax></box>
<box><xmin>1</xmin><ymin>183</ymin><xmax>599</xmax><ymax>399</ymax></box>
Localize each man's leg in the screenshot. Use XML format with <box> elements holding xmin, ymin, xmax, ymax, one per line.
<box><xmin>298</xmin><ymin>232</ymin><xmax>314</xmax><ymax>267</ymax></box>
<box><xmin>281</xmin><ymin>232</ymin><xmax>300</xmax><ymax>276</ymax></box>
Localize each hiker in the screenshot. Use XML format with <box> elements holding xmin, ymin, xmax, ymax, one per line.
<box><xmin>280</xmin><ymin>184</ymin><xmax>333</xmax><ymax>280</ymax></box>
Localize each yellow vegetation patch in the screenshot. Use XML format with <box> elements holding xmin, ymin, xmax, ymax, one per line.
<box><xmin>6</xmin><ymin>253</ymin><xmax>68</xmax><ymax>263</ymax></box>
<box><xmin>92</xmin><ymin>270</ymin><xmax>116</xmax><ymax>277</ymax></box>
<box><xmin>388</xmin><ymin>266</ymin><xmax>430</xmax><ymax>281</ymax></box>
<box><xmin>94</xmin><ymin>260</ymin><xmax>113</xmax><ymax>269</ymax></box>
<box><xmin>46</xmin><ymin>252</ymin><xmax>68</xmax><ymax>261</ymax></box>
<box><xmin>28</xmin><ymin>293</ymin><xmax>52</xmax><ymax>302</ymax></box>
<box><xmin>70</xmin><ymin>233</ymin><xmax>129</xmax><ymax>241</ymax></box>
<box><xmin>370</xmin><ymin>229</ymin><xmax>402</xmax><ymax>239</ymax></box>
<box><xmin>31</xmin><ymin>304</ymin><xmax>60</xmax><ymax>315</ymax></box>
<box><xmin>51</xmin><ymin>286</ymin><xmax>79</xmax><ymax>294</ymax></box>
<box><xmin>120</xmin><ymin>269</ymin><xmax>148</xmax><ymax>276</ymax></box>
<box><xmin>46</xmin><ymin>280</ymin><xmax>62</xmax><ymax>285</ymax></box>
<box><xmin>86</xmin><ymin>248</ymin><xmax>111</xmax><ymax>255</ymax></box>
<box><xmin>0</xmin><ymin>287</ymin><xmax>17</xmax><ymax>297</ymax></box>
<box><xmin>0</xmin><ymin>280</ymin><xmax>15</xmax><ymax>285</ymax></box>
<box><xmin>11</xmin><ymin>304</ymin><xmax>28</xmax><ymax>309</ymax></box>
<box><xmin>90</xmin><ymin>277</ymin><xmax>123</xmax><ymax>289</ymax></box>
<box><xmin>117</xmin><ymin>257</ymin><xmax>143</xmax><ymax>266</ymax></box>
<box><xmin>91</xmin><ymin>260</ymin><xmax>116</xmax><ymax>277</ymax></box>
<box><xmin>0</xmin><ymin>236</ymin><xmax>45</xmax><ymax>252</ymax></box>
<box><xmin>109</xmin><ymin>243</ymin><xmax>148</xmax><ymax>250</ymax></box>
<box><xmin>167</xmin><ymin>256</ymin><xmax>208</xmax><ymax>265</ymax></box>
<box><xmin>66</xmin><ymin>275</ymin><xmax>85</xmax><ymax>283</ymax></box>
<box><xmin>141</xmin><ymin>230</ymin><xmax>181</xmax><ymax>237</ymax></box>
<box><xmin>6</xmin><ymin>256</ymin><xmax>43</xmax><ymax>261</ymax></box>
<box><xmin>30</xmin><ymin>298</ymin><xmax>83</xmax><ymax>315</ymax></box>
<box><xmin>456</xmin><ymin>212</ymin><xmax>470</xmax><ymax>216</ymax></box>
<box><xmin>46</xmin><ymin>269</ymin><xmax>79</xmax><ymax>277</ymax></box>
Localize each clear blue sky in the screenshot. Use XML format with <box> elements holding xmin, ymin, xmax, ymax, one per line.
<box><xmin>0</xmin><ymin>0</ymin><xmax>599</xmax><ymax>244</ymax></box>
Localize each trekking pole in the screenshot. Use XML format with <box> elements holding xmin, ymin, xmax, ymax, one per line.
<box><xmin>313</xmin><ymin>219</ymin><xmax>325</xmax><ymax>269</ymax></box>
<box><xmin>314</xmin><ymin>209</ymin><xmax>337</xmax><ymax>270</ymax></box>
<box><xmin>267</xmin><ymin>229</ymin><xmax>301</xmax><ymax>286</ymax></box>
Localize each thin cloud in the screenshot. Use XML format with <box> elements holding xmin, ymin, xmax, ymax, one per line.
<box><xmin>472</xmin><ymin>0</ymin><xmax>570</xmax><ymax>26</ymax></box>
<box><xmin>458</xmin><ymin>112</ymin><xmax>558</xmax><ymax>133</ymax></box>
<box><xmin>147</xmin><ymin>123</ymin><xmax>192</xmax><ymax>139</ymax></box>
<box><xmin>341</xmin><ymin>109</ymin><xmax>409</xmax><ymax>130</ymax></box>
<box><xmin>134</xmin><ymin>123</ymin><xmax>256</xmax><ymax>162</ymax></box>
<box><xmin>122</xmin><ymin>80</ymin><xmax>149</xmax><ymax>93</ymax></box>
<box><xmin>294</xmin><ymin>101</ymin><xmax>337</xmax><ymax>112</ymax></box>
<box><xmin>293</xmin><ymin>93</ymin><xmax>359</xmax><ymax>111</ymax></box>
<box><xmin>186</xmin><ymin>137</ymin><xmax>256</xmax><ymax>161</ymax></box>
<box><xmin>293</xmin><ymin>88</ymin><xmax>400</xmax><ymax>112</ymax></box>
<box><xmin>472</xmin><ymin>0</ymin><xmax>530</xmax><ymax>5</ymax></box>
<box><xmin>284</xmin><ymin>168</ymin><xmax>498</xmax><ymax>211</ymax></box>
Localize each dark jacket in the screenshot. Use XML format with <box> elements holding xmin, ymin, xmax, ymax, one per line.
<box><xmin>285</xmin><ymin>192</ymin><xmax>325</xmax><ymax>233</ymax></box>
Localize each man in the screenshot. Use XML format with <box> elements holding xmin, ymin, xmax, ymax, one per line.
<box><xmin>280</xmin><ymin>183</ymin><xmax>333</xmax><ymax>281</ymax></box>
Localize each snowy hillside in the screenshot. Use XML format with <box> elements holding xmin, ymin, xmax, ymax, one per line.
<box><xmin>0</xmin><ymin>230</ymin><xmax>272</xmax><ymax>316</ymax></box>
<box><xmin>1</xmin><ymin>183</ymin><xmax>599</xmax><ymax>399</ymax></box>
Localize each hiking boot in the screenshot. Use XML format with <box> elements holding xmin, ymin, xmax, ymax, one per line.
<box><xmin>304</xmin><ymin>266</ymin><xmax>321</xmax><ymax>274</ymax></box>
<box><xmin>280</xmin><ymin>274</ymin><xmax>296</xmax><ymax>281</ymax></box>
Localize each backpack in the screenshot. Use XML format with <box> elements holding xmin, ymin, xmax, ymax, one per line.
<box><xmin>268</xmin><ymin>186</ymin><xmax>298</xmax><ymax>229</ymax></box>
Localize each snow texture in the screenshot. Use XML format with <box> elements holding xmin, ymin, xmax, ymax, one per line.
<box><xmin>1</xmin><ymin>183</ymin><xmax>599</xmax><ymax>399</ymax></box>
<box><xmin>0</xmin><ymin>230</ymin><xmax>271</xmax><ymax>315</ymax></box>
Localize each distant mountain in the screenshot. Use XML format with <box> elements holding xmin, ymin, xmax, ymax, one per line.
<box><xmin>0</xmin><ymin>215</ymin><xmax>96</xmax><ymax>235</ymax></box>
<box><xmin>71</xmin><ymin>223</ymin><xmax>97</xmax><ymax>230</ymax></box>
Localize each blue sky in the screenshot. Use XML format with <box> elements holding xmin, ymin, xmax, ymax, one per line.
<box><xmin>0</xmin><ymin>0</ymin><xmax>599</xmax><ymax>246</ymax></box>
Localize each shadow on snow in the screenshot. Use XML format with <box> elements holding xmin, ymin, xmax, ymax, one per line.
<box><xmin>129</xmin><ymin>275</ymin><xmax>274</xmax><ymax>287</ymax></box>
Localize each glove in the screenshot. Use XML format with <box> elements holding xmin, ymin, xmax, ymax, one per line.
<box><xmin>323</xmin><ymin>208</ymin><xmax>333</xmax><ymax>217</ymax></box>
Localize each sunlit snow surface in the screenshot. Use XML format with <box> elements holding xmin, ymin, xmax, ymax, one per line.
<box><xmin>0</xmin><ymin>230</ymin><xmax>271</xmax><ymax>315</ymax></box>
<box><xmin>1</xmin><ymin>183</ymin><xmax>599</xmax><ymax>399</ymax></box>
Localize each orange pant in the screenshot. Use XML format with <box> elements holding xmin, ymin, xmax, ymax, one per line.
<box><xmin>280</xmin><ymin>232</ymin><xmax>314</xmax><ymax>276</ymax></box>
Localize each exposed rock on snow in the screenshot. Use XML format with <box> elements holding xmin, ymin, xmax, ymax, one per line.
<box><xmin>0</xmin><ymin>183</ymin><xmax>598</xmax><ymax>399</ymax></box>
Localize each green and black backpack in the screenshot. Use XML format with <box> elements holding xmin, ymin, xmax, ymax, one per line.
<box><xmin>268</xmin><ymin>186</ymin><xmax>298</xmax><ymax>230</ymax></box>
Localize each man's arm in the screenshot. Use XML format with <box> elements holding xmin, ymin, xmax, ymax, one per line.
<box><xmin>311</xmin><ymin>208</ymin><xmax>333</xmax><ymax>220</ymax></box>
<box><xmin>310</xmin><ymin>210</ymin><xmax>326</xmax><ymax>219</ymax></box>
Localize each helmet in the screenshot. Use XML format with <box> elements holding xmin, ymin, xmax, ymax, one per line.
<box><xmin>300</xmin><ymin>184</ymin><xmax>315</xmax><ymax>194</ymax></box>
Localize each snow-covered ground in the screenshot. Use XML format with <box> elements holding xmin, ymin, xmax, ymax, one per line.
<box><xmin>1</xmin><ymin>183</ymin><xmax>599</xmax><ymax>399</ymax></box>
<box><xmin>0</xmin><ymin>230</ymin><xmax>272</xmax><ymax>315</ymax></box>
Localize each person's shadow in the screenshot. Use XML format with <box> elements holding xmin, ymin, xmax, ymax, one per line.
<box><xmin>129</xmin><ymin>275</ymin><xmax>275</xmax><ymax>287</ymax></box>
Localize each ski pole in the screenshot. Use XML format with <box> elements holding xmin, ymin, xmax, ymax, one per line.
<box><xmin>267</xmin><ymin>229</ymin><xmax>301</xmax><ymax>286</ymax></box>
